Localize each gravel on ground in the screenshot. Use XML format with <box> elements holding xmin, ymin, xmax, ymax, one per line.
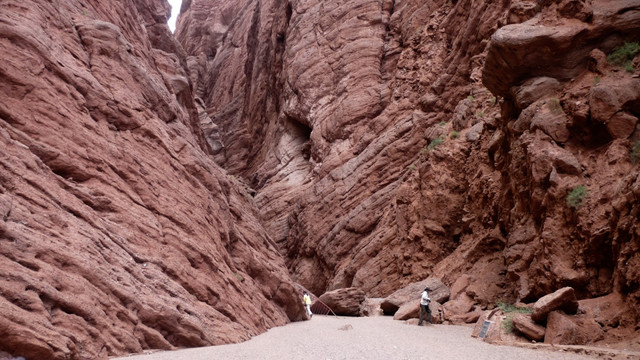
<box><xmin>111</xmin><ymin>315</ymin><xmax>601</xmax><ymax>360</ymax></box>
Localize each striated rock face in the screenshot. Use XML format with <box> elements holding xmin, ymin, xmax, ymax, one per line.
<box><xmin>178</xmin><ymin>0</ymin><xmax>510</xmax><ymax>296</ymax></box>
<box><xmin>177</xmin><ymin>0</ymin><xmax>640</xmax><ymax>347</ymax></box>
<box><xmin>0</xmin><ymin>0</ymin><xmax>304</xmax><ymax>359</ymax></box>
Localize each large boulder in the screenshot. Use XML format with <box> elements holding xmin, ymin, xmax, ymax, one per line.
<box><xmin>590</xmin><ymin>78</ymin><xmax>640</xmax><ymax>139</ymax></box>
<box><xmin>511</xmin><ymin>77</ymin><xmax>562</xmax><ymax>110</ymax></box>
<box><xmin>544</xmin><ymin>311</ymin><xmax>605</xmax><ymax>345</ymax></box>
<box><xmin>393</xmin><ymin>300</ymin><xmax>442</xmax><ymax>324</ymax></box>
<box><xmin>380</xmin><ymin>278</ymin><xmax>449</xmax><ymax>315</ymax></box>
<box><xmin>528</xmin><ymin>99</ymin><xmax>571</xmax><ymax>143</ymax></box>
<box><xmin>443</xmin><ymin>292</ymin><xmax>475</xmax><ymax>315</ymax></box>
<box><xmin>512</xmin><ymin>314</ymin><xmax>546</xmax><ymax>342</ymax></box>
<box><xmin>531</xmin><ymin>287</ymin><xmax>579</xmax><ymax>324</ymax></box>
<box><xmin>318</xmin><ymin>287</ymin><xmax>366</xmax><ymax>316</ymax></box>
<box><xmin>524</xmin><ymin>134</ymin><xmax>581</xmax><ymax>184</ymax></box>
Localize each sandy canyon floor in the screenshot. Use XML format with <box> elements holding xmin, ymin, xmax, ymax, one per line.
<box><xmin>110</xmin><ymin>316</ymin><xmax>635</xmax><ymax>360</ymax></box>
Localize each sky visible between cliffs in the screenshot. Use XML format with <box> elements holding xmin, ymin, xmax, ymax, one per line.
<box><xmin>168</xmin><ymin>0</ymin><xmax>182</xmax><ymax>32</ymax></box>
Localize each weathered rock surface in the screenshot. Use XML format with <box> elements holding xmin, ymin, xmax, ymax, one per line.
<box><xmin>545</xmin><ymin>311</ymin><xmax>605</xmax><ymax>345</ymax></box>
<box><xmin>359</xmin><ymin>297</ymin><xmax>384</xmax><ymax>317</ymax></box>
<box><xmin>531</xmin><ymin>287</ymin><xmax>580</xmax><ymax>324</ymax></box>
<box><xmin>0</xmin><ymin>0</ymin><xmax>304</xmax><ymax>359</ymax></box>
<box><xmin>318</xmin><ymin>287</ymin><xmax>366</xmax><ymax>316</ymax></box>
<box><xmin>589</xmin><ymin>77</ymin><xmax>640</xmax><ymax>139</ymax></box>
<box><xmin>177</xmin><ymin>0</ymin><xmax>512</xmax><ymax>299</ymax></box>
<box><xmin>2</xmin><ymin>0</ymin><xmax>640</xmax><ymax>356</ymax></box>
<box><xmin>512</xmin><ymin>77</ymin><xmax>562</xmax><ymax>110</ymax></box>
<box><xmin>176</xmin><ymin>0</ymin><xmax>640</xmax><ymax>348</ymax></box>
<box><xmin>483</xmin><ymin>0</ymin><xmax>640</xmax><ymax>97</ymax></box>
<box><xmin>471</xmin><ymin>309</ymin><xmax>501</xmax><ymax>338</ymax></box>
<box><xmin>512</xmin><ymin>314</ymin><xmax>546</xmax><ymax>342</ymax></box>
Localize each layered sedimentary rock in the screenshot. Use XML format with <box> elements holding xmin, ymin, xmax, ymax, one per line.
<box><xmin>178</xmin><ymin>0</ymin><xmax>508</xmax><ymax>295</ymax></box>
<box><xmin>178</xmin><ymin>0</ymin><xmax>640</xmax><ymax>347</ymax></box>
<box><xmin>0</xmin><ymin>0</ymin><xmax>304</xmax><ymax>359</ymax></box>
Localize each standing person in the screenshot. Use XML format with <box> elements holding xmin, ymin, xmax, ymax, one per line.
<box><xmin>418</xmin><ymin>287</ymin><xmax>432</xmax><ymax>326</ymax></box>
<box><xmin>303</xmin><ymin>291</ymin><xmax>313</xmax><ymax>318</ymax></box>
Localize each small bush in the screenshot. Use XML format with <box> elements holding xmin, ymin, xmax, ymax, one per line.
<box><xmin>548</xmin><ymin>97</ymin><xmax>563</xmax><ymax>114</ymax></box>
<box><xmin>625</xmin><ymin>62</ymin><xmax>636</xmax><ymax>73</ymax></box>
<box><xmin>467</xmin><ymin>95</ymin><xmax>474</xmax><ymax>101</ymax></box>
<box><xmin>607</xmin><ymin>42</ymin><xmax>640</xmax><ymax>67</ymax></box>
<box><xmin>235</xmin><ymin>272</ymin><xmax>244</xmax><ymax>282</ymax></box>
<box><xmin>502</xmin><ymin>315</ymin><xmax>515</xmax><ymax>333</ymax></box>
<box><xmin>450</xmin><ymin>131</ymin><xmax>460</xmax><ymax>139</ymax></box>
<box><xmin>631</xmin><ymin>140</ymin><xmax>640</xmax><ymax>164</ymax></box>
<box><xmin>497</xmin><ymin>302</ymin><xmax>531</xmax><ymax>334</ymax></box>
<box><xmin>439</xmin><ymin>121</ymin><xmax>447</xmax><ymax>126</ymax></box>
<box><xmin>489</xmin><ymin>96</ymin><xmax>497</xmax><ymax>106</ymax></box>
<box><xmin>427</xmin><ymin>135</ymin><xmax>446</xmax><ymax>150</ymax></box>
<box><xmin>567</xmin><ymin>185</ymin><xmax>588</xmax><ymax>208</ymax></box>
<box><xmin>476</xmin><ymin>110</ymin><xmax>484</xmax><ymax>118</ymax></box>
<box><xmin>497</xmin><ymin>302</ymin><xmax>533</xmax><ymax>314</ymax></box>
<box><xmin>593</xmin><ymin>76</ymin><xmax>600</xmax><ymax>85</ymax></box>
<box><xmin>408</xmin><ymin>164</ymin><xmax>417</xmax><ymax>172</ymax></box>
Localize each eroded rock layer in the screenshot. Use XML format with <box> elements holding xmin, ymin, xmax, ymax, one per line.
<box><xmin>178</xmin><ymin>0</ymin><xmax>640</xmax><ymax>346</ymax></box>
<box><xmin>0</xmin><ymin>0</ymin><xmax>304</xmax><ymax>359</ymax></box>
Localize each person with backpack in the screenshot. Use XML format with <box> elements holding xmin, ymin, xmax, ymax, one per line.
<box><xmin>418</xmin><ymin>287</ymin><xmax>432</xmax><ymax>326</ymax></box>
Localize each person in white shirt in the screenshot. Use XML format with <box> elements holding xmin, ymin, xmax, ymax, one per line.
<box><xmin>418</xmin><ymin>287</ymin><xmax>432</xmax><ymax>326</ymax></box>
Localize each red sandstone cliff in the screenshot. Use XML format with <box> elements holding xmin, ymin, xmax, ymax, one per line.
<box><xmin>178</xmin><ymin>0</ymin><xmax>640</xmax><ymax>347</ymax></box>
<box><xmin>1</xmin><ymin>0</ymin><xmax>639</xmax><ymax>357</ymax></box>
<box><xmin>0</xmin><ymin>0</ymin><xmax>304</xmax><ymax>359</ymax></box>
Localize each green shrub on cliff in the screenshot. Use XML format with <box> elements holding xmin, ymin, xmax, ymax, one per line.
<box><xmin>548</xmin><ymin>97</ymin><xmax>563</xmax><ymax>114</ymax></box>
<box><xmin>567</xmin><ymin>185</ymin><xmax>588</xmax><ymax>209</ymax></box>
<box><xmin>497</xmin><ymin>302</ymin><xmax>532</xmax><ymax>333</ymax></box>
<box><xmin>427</xmin><ymin>135</ymin><xmax>446</xmax><ymax>150</ymax></box>
<box><xmin>497</xmin><ymin>302</ymin><xmax>532</xmax><ymax>314</ymax></box>
<box><xmin>607</xmin><ymin>42</ymin><xmax>639</xmax><ymax>72</ymax></box>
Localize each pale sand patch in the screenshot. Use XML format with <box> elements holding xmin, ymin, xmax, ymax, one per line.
<box><xmin>111</xmin><ymin>316</ymin><xmax>596</xmax><ymax>360</ymax></box>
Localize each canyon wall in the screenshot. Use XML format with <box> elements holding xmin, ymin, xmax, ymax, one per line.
<box><xmin>0</xmin><ymin>0</ymin><xmax>304</xmax><ymax>359</ymax></box>
<box><xmin>1</xmin><ymin>0</ymin><xmax>639</xmax><ymax>358</ymax></box>
<box><xmin>178</xmin><ymin>0</ymin><xmax>640</xmax><ymax>341</ymax></box>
